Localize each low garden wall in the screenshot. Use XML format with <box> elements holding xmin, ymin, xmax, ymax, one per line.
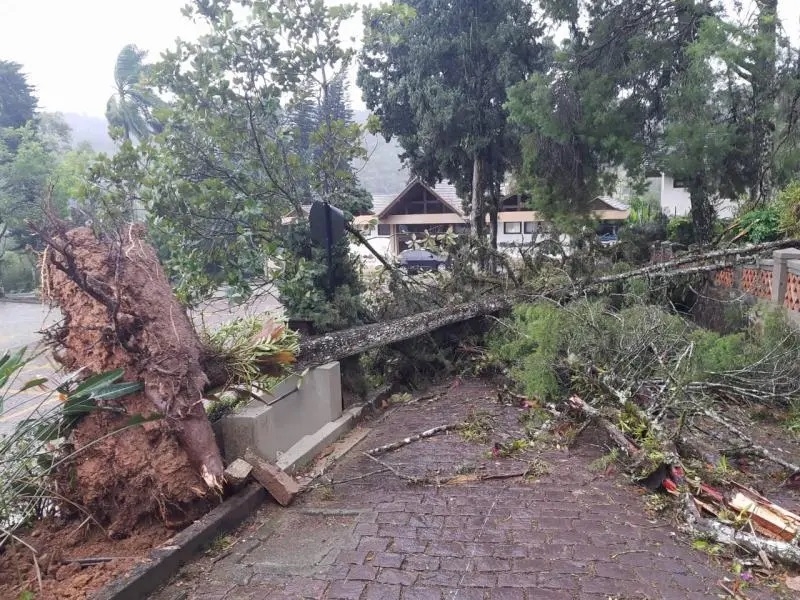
<box><xmin>711</xmin><ymin>248</ymin><xmax>800</xmax><ymax>317</ymax></box>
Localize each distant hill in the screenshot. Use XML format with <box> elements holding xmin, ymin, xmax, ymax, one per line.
<box><xmin>59</xmin><ymin>111</ymin><xmax>409</xmax><ymax>197</ymax></box>
<box><xmin>353</xmin><ymin>110</ymin><xmax>410</xmax><ymax>196</ymax></box>
<box><xmin>62</xmin><ymin>113</ymin><xmax>117</xmax><ymax>155</ymax></box>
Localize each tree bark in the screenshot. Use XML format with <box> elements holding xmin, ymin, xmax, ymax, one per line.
<box><xmin>470</xmin><ymin>154</ymin><xmax>485</xmax><ymax>241</ymax></box>
<box><xmin>689</xmin><ymin>178</ymin><xmax>715</xmax><ymax>245</ymax></box>
<box><xmin>752</xmin><ymin>0</ymin><xmax>778</xmax><ymax>204</ymax></box>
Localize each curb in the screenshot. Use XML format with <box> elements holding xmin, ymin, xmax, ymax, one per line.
<box><xmin>277</xmin><ymin>404</ymin><xmax>364</xmax><ymax>473</ymax></box>
<box><xmin>92</xmin><ymin>484</ymin><xmax>268</xmax><ymax>600</ymax></box>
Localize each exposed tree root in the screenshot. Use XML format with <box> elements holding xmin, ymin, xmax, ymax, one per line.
<box><xmin>39</xmin><ymin>224</ymin><xmax>224</xmax><ymax>535</ymax></box>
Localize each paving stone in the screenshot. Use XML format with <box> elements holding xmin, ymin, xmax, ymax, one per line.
<box><xmin>376</xmin><ymin>568</ymin><xmax>419</xmax><ymax>586</ymax></box>
<box><xmin>403</xmin><ymin>554</ymin><xmax>440</xmax><ymax>571</ymax></box>
<box><xmin>363</xmin><ymin>583</ymin><xmax>402</xmax><ymax>600</ymax></box>
<box><xmin>400</xmin><ymin>587</ymin><xmax>444</xmax><ymax>600</ymax></box>
<box><xmin>326</xmin><ymin>580</ymin><xmax>365</xmax><ymax>599</ymax></box>
<box><xmin>347</xmin><ymin>564</ymin><xmax>379</xmax><ymax>581</ymax></box>
<box><xmin>151</xmin><ymin>381</ymin><xmax>786</xmax><ymax>600</ymax></box>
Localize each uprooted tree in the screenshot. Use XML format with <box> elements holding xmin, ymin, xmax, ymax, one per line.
<box><xmin>32</xmin><ymin>197</ymin><xmax>800</xmax><ymax>537</ymax></box>
<box><xmin>36</xmin><ymin>219</ymin><xmax>303</xmax><ymax>536</ymax></box>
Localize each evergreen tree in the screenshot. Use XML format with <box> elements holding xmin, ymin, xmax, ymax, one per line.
<box><xmin>358</xmin><ymin>0</ymin><xmax>545</xmax><ymax>249</ymax></box>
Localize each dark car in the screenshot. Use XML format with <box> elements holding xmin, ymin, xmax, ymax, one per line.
<box><xmin>398</xmin><ymin>249</ymin><xmax>448</xmax><ymax>273</ymax></box>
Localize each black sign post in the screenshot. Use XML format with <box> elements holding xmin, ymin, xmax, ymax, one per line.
<box><xmin>308</xmin><ymin>200</ymin><xmax>346</xmax><ymax>296</ymax></box>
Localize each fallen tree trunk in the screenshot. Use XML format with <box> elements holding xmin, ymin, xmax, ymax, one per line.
<box><xmin>299</xmin><ymin>294</ymin><xmax>516</xmax><ymax>367</ymax></box>
<box><xmin>41</xmin><ymin>224</ymin><xmax>224</xmax><ymax>536</ymax></box>
<box><xmin>299</xmin><ymin>244</ymin><xmax>792</xmax><ymax>367</ymax></box>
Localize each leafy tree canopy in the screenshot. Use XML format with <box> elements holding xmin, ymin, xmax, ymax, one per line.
<box><xmin>358</xmin><ymin>0</ymin><xmax>546</xmax><ymax>244</ymax></box>
<box><xmin>0</xmin><ymin>61</ymin><xmax>37</xmax><ymax>130</ymax></box>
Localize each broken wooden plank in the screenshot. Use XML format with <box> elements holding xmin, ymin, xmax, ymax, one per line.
<box><xmin>243</xmin><ymin>449</ymin><xmax>300</xmax><ymax>507</ymax></box>
<box><xmin>728</xmin><ymin>492</ymin><xmax>799</xmax><ymax>541</ymax></box>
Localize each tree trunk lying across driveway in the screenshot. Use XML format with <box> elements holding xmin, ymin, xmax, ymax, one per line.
<box><xmin>299</xmin><ymin>239</ymin><xmax>799</xmax><ymax>367</ymax></box>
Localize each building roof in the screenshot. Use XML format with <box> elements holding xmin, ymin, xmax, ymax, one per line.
<box><xmin>594</xmin><ymin>196</ymin><xmax>630</xmax><ymax>212</ymax></box>
<box><xmin>371</xmin><ymin>181</ymin><xmax>630</xmax><ymax>218</ymax></box>
<box><xmin>376</xmin><ymin>179</ymin><xmax>463</xmax><ymax>218</ymax></box>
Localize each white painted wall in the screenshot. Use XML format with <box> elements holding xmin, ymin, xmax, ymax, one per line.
<box><xmin>351</xmin><ymin>225</ymin><xmax>392</xmax><ymax>262</ymax></box>
<box><xmin>647</xmin><ymin>174</ymin><xmax>737</xmax><ymax>219</ymax></box>
<box><xmin>497</xmin><ymin>216</ymin><xmax>540</xmax><ymax>247</ymax></box>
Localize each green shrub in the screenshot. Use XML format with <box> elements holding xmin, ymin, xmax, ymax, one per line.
<box><xmin>777</xmin><ymin>180</ymin><xmax>800</xmax><ymax>238</ymax></box>
<box><xmin>731</xmin><ymin>206</ymin><xmax>781</xmax><ymax>243</ymax></box>
<box><xmin>688</xmin><ymin>329</ymin><xmax>749</xmax><ymax>375</ymax></box>
<box><xmin>667</xmin><ymin>217</ymin><xmax>695</xmax><ymax>246</ymax></box>
<box><xmin>489</xmin><ymin>302</ymin><xmax>567</xmax><ymax>401</ymax></box>
<box><xmin>0</xmin><ymin>251</ymin><xmax>36</xmax><ymax>293</ymax></box>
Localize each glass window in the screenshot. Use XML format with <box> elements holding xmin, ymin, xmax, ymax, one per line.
<box><xmin>503</xmin><ymin>222</ymin><xmax>522</xmax><ymax>234</ymax></box>
<box><xmin>524</xmin><ymin>221</ymin><xmax>537</xmax><ymax>234</ymax></box>
<box><xmin>377</xmin><ymin>224</ymin><xmax>391</xmax><ymax>236</ymax></box>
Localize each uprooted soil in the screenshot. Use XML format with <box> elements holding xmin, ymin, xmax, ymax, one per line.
<box><xmin>0</xmin><ymin>519</ymin><xmax>171</xmax><ymax>600</ymax></box>
<box><xmin>42</xmin><ymin>224</ymin><xmax>223</xmax><ymax>536</ymax></box>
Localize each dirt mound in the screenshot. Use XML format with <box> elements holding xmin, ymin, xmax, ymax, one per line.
<box><xmin>42</xmin><ymin>224</ymin><xmax>223</xmax><ymax>536</ymax></box>
<box><xmin>0</xmin><ymin>519</ymin><xmax>170</xmax><ymax>600</ymax></box>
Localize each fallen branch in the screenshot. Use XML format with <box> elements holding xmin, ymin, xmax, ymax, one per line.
<box><xmin>362</xmin><ymin>452</ymin><xmax>425</xmax><ymax>485</ymax></box>
<box><xmin>304</xmin><ymin>468</ymin><xmax>391</xmax><ymax>490</ymax></box>
<box><xmin>365</xmin><ymin>424</ymin><xmax>461</xmax><ymax>456</ymax></box>
<box><xmin>567</xmin><ymin>396</ymin><xmax>640</xmax><ymax>457</ymax></box>
<box><xmin>683</xmin><ymin>493</ymin><xmax>800</xmax><ymax>566</ymax></box>
<box><xmin>700</xmin><ymin>408</ymin><xmax>800</xmax><ymax>475</ymax></box>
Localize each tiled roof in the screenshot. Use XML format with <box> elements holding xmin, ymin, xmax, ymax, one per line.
<box><xmin>372</xmin><ymin>179</ymin><xmax>465</xmax><ymax>216</ymax></box>
<box><xmin>369</xmin><ymin>183</ymin><xmax>630</xmax><ymax>215</ymax></box>
<box><xmin>595</xmin><ymin>196</ymin><xmax>630</xmax><ymax>212</ymax></box>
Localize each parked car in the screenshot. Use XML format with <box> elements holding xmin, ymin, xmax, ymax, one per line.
<box><xmin>598</xmin><ymin>232</ymin><xmax>619</xmax><ymax>246</ymax></box>
<box><xmin>398</xmin><ymin>249</ymin><xmax>448</xmax><ymax>273</ymax></box>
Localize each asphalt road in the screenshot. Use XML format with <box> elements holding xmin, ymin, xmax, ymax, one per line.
<box><xmin>0</xmin><ymin>292</ymin><xmax>282</xmax><ymax>436</ymax></box>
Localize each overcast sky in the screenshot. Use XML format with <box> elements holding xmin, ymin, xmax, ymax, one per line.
<box><xmin>1</xmin><ymin>0</ymin><xmax>799</xmax><ymax>118</ymax></box>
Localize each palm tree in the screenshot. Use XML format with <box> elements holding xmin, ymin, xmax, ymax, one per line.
<box><xmin>105</xmin><ymin>44</ymin><xmax>163</xmax><ymax>142</ymax></box>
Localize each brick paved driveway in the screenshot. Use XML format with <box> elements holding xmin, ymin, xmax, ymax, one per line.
<box><xmin>153</xmin><ymin>381</ymin><xmax>786</xmax><ymax>600</ymax></box>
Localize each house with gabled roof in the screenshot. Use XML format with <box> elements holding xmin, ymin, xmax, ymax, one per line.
<box><xmin>354</xmin><ymin>178</ymin><xmax>631</xmax><ymax>256</ymax></box>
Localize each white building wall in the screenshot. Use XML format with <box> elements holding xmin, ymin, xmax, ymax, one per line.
<box><xmin>647</xmin><ymin>174</ymin><xmax>736</xmax><ymax>219</ymax></box>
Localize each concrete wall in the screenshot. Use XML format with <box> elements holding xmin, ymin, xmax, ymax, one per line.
<box><xmin>217</xmin><ymin>362</ymin><xmax>343</xmax><ymax>464</ymax></box>
<box><xmin>712</xmin><ymin>248</ymin><xmax>800</xmax><ymax>323</ymax></box>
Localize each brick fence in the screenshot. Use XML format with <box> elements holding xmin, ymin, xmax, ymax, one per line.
<box><xmin>711</xmin><ymin>248</ymin><xmax>800</xmax><ymax>313</ymax></box>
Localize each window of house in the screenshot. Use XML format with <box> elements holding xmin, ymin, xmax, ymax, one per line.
<box><xmin>503</xmin><ymin>222</ymin><xmax>522</xmax><ymax>234</ymax></box>
<box><xmin>377</xmin><ymin>224</ymin><xmax>391</xmax><ymax>236</ymax></box>
<box><xmin>672</xmin><ymin>178</ymin><xmax>687</xmax><ymax>189</ymax></box>
<box><xmin>524</xmin><ymin>221</ymin><xmax>537</xmax><ymax>234</ymax></box>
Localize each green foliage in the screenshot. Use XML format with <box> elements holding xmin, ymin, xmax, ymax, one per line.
<box><xmin>359</xmin><ymin>0</ymin><xmax>545</xmax><ymax>242</ymax></box>
<box><xmin>86</xmin><ymin>0</ymin><xmax>375</xmax><ymax>327</ymax></box>
<box><xmin>616</xmin><ymin>220</ymin><xmax>667</xmax><ymax>265</ymax></box>
<box><xmin>203</xmin><ymin>316</ymin><xmax>299</xmax><ymax>388</ymax></box>
<box><xmin>277</xmin><ymin>221</ymin><xmax>367</xmax><ymax>332</ymax></box>
<box><xmin>687</xmin><ymin>329</ymin><xmax>749</xmax><ymax>375</ymax></box>
<box><xmin>730</xmin><ymin>206</ymin><xmax>781</xmax><ymax>243</ymax></box>
<box><xmin>776</xmin><ymin>180</ymin><xmax>800</xmax><ymax>238</ymax></box>
<box><xmin>106</xmin><ymin>44</ymin><xmax>164</xmax><ymax>142</ymax></box>
<box><xmin>0</xmin><ymin>61</ymin><xmax>37</xmax><ymax>131</ymax></box>
<box><xmin>489</xmin><ymin>302</ymin><xmax>567</xmax><ymax>401</ymax></box>
<box><xmin>492</xmin><ymin>295</ymin><xmax>800</xmax><ymax>413</ymax></box>
<box><xmin>0</xmin><ymin>250</ymin><xmax>35</xmax><ymax>293</ymax></box>
<box><xmin>0</xmin><ymin>349</ymin><xmax>142</xmax><ymax>547</ymax></box>
<box><xmin>667</xmin><ymin>217</ymin><xmax>695</xmax><ymax>246</ymax></box>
